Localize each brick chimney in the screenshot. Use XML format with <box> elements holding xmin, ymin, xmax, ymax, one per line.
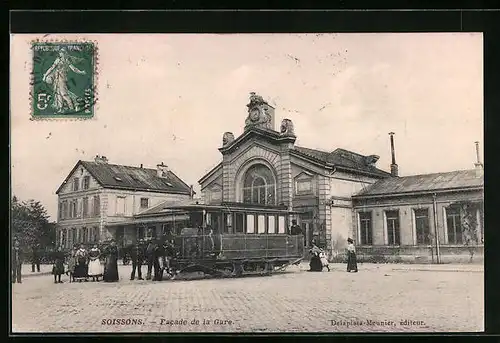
<box><xmin>474</xmin><ymin>141</ymin><xmax>483</xmax><ymax>178</ymax></box>
<box><xmin>389</xmin><ymin>132</ymin><xmax>399</xmax><ymax>177</ymax></box>
<box><xmin>94</xmin><ymin>155</ymin><xmax>108</xmax><ymax>164</ymax></box>
<box><xmin>157</xmin><ymin>162</ymin><xmax>169</xmax><ymax>177</ymax></box>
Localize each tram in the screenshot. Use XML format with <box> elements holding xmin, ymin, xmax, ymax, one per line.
<box><xmin>162</xmin><ymin>202</ymin><xmax>304</xmax><ymax>278</ymax></box>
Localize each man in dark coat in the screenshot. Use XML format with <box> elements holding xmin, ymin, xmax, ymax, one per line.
<box><xmin>12</xmin><ymin>238</ymin><xmax>23</xmax><ymax>283</ymax></box>
<box><xmin>290</xmin><ymin>220</ymin><xmax>303</xmax><ymax>236</ymax></box>
<box><xmin>31</xmin><ymin>243</ymin><xmax>41</xmax><ymax>272</ymax></box>
<box><xmin>145</xmin><ymin>238</ymin><xmax>161</xmax><ymax>280</ymax></box>
<box><xmin>130</xmin><ymin>239</ymin><xmax>145</xmax><ymax>280</ymax></box>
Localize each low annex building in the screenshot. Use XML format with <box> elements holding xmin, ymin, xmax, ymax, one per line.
<box><xmin>55</xmin><ymin>156</ymin><xmax>194</xmax><ymax>248</ymax></box>
<box><xmin>352</xmin><ymin>145</ymin><xmax>484</xmax><ymax>263</ymax></box>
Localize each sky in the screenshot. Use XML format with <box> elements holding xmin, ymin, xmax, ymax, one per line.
<box><xmin>10</xmin><ymin>33</ymin><xmax>483</xmax><ymax>221</ymax></box>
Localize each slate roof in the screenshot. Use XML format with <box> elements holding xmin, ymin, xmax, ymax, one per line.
<box><xmin>353</xmin><ymin>169</ymin><xmax>483</xmax><ymax>197</ymax></box>
<box><xmin>56</xmin><ymin>161</ymin><xmax>193</xmax><ymax>194</ymax></box>
<box><xmin>292</xmin><ymin>146</ymin><xmax>391</xmax><ymax>177</ymax></box>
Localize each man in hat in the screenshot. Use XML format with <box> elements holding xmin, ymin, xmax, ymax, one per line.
<box><xmin>11</xmin><ymin>238</ymin><xmax>23</xmax><ymax>283</ymax></box>
<box><xmin>289</xmin><ymin>220</ymin><xmax>302</xmax><ymax>236</ymax></box>
<box><xmin>130</xmin><ymin>239</ymin><xmax>145</xmax><ymax>280</ymax></box>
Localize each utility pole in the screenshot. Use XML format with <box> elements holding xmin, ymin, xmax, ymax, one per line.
<box><xmin>432</xmin><ymin>193</ymin><xmax>441</xmax><ymax>264</ymax></box>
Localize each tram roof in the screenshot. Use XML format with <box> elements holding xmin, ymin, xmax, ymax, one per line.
<box><xmin>163</xmin><ymin>202</ymin><xmax>303</xmax><ymax>214</ymax></box>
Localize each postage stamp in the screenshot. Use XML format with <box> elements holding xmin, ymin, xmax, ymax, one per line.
<box><xmin>30</xmin><ymin>41</ymin><xmax>96</xmax><ymax>119</ymax></box>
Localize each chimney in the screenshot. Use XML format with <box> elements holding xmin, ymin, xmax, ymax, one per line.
<box><xmin>140</xmin><ymin>164</ymin><xmax>143</xmax><ymax>168</ymax></box>
<box><xmin>157</xmin><ymin>162</ymin><xmax>169</xmax><ymax>177</ymax></box>
<box><xmin>190</xmin><ymin>185</ymin><xmax>194</xmax><ymax>199</ymax></box>
<box><xmin>389</xmin><ymin>132</ymin><xmax>399</xmax><ymax>177</ymax></box>
<box><xmin>94</xmin><ymin>155</ymin><xmax>108</xmax><ymax>164</ymax></box>
<box><xmin>474</xmin><ymin>141</ymin><xmax>483</xmax><ymax>177</ymax></box>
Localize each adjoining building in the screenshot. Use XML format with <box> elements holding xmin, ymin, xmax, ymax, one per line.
<box><xmin>55</xmin><ymin>155</ymin><xmax>194</xmax><ymax>248</ymax></box>
<box><xmin>352</xmin><ymin>142</ymin><xmax>484</xmax><ymax>263</ymax></box>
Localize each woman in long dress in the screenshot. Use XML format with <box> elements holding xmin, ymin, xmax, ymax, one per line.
<box><xmin>42</xmin><ymin>48</ymin><xmax>87</xmax><ymax>113</ymax></box>
<box><xmin>346</xmin><ymin>238</ymin><xmax>358</xmax><ymax>273</ymax></box>
<box><xmin>73</xmin><ymin>244</ymin><xmax>89</xmax><ymax>281</ymax></box>
<box><xmin>52</xmin><ymin>247</ymin><xmax>65</xmax><ymax>283</ymax></box>
<box><xmin>103</xmin><ymin>241</ymin><xmax>119</xmax><ymax>282</ymax></box>
<box><xmin>308</xmin><ymin>241</ymin><xmax>324</xmax><ymax>272</ymax></box>
<box><xmin>88</xmin><ymin>244</ymin><xmax>103</xmax><ymax>282</ymax></box>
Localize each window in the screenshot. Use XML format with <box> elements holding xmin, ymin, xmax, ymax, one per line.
<box><xmin>58</xmin><ymin>202</ymin><xmax>63</xmax><ymax>220</ymax></box>
<box><xmin>83</xmin><ymin>176</ymin><xmax>90</xmax><ymax>190</ymax></box>
<box><xmin>91</xmin><ymin>226</ymin><xmax>99</xmax><ymax>242</ymax></box>
<box><xmin>414</xmin><ymin>208</ymin><xmax>431</xmax><ymax>245</ymax></box>
<box><xmin>162</xmin><ymin>223</ymin><xmax>173</xmax><ymax>236</ymax></box>
<box><xmin>446</xmin><ymin>207</ymin><xmax>462</xmax><ymax>244</ymax></box>
<box><xmin>257</xmin><ymin>215</ymin><xmax>266</xmax><ymax>234</ymax></box>
<box><xmin>296</xmin><ymin>179</ymin><xmax>312</xmax><ymax>194</ymax></box>
<box><xmin>242</xmin><ymin>164</ymin><xmax>276</xmax><ymax>205</ymax></box>
<box><xmin>140</xmin><ymin>198</ymin><xmax>149</xmax><ymax>209</ymax></box>
<box><xmin>93</xmin><ymin>195</ymin><xmax>100</xmax><ymax>217</ymax></box>
<box><xmin>278</xmin><ymin>216</ymin><xmax>286</xmax><ymax>234</ymax></box>
<box><xmin>82</xmin><ymin>197</ymin><xmax>89</xmax><ymax>218</ymax></box>
<box><xmin>234</xmin><ymin>213</ymin><xmax>244</xmax><ymax>233</ymax></box>
<box><xmin>61</xmin><ymin>229</ymin><xmax>67</xmax><ymax>248</ymax></box>
<box><xmin>73</xmin><ymin>178</ymin><xmax>79</xmax><ymax>191</ymax></box>
<box><xmin>116</xmin><ymin>196</ymin><xmax>126</xmax><ymax>215</ymax></box>
<box><xmin>70</xmin><ymin>200</ymin><xmax>78</xmax><ymax>218</ymax></box>
<box><xmin>138</xmin><ymin>226</ymin><xmax>145</xmax><ymax>239</ymax></box>
<box><xmin>71</xmin><ymin>228</ymin><xmax>77</xmax><ymax>245</ymax></box>
<box><xmin>62</xmin><ymin>201</ymin><xmax>68</xmax><ymax>219</ymax></box>
<box><xmin>246</xmin><ymin>214</ymin><xmax>255</xmax><ymax>234</ymax></box>
<box><xmin>385</xmin><ymin>210</ymin><xmax>400</xmax><ymax>245</ymax></box>
<box><xmin>147</xmin><ymin>227</ymin><xmax>157</xmax><ymax>239</ymax></box>
<box><xmin>359</xmin><ymin>212</ymin><xmax>373</xmax><ymax>245</ymax></box>
<box><xmin>82</xmin><ymin>227</ymin><xmax>88</xmax><ymax>242</ymax></box>
<box><xmin>223</xmin><ymin>213</ymin><xmax>232</xmax><ymax>234</ymax></box>
<box><xmin>268</xmin><ymin>215</ymin><xmax>276</xmax><ymax>234</ymax></box>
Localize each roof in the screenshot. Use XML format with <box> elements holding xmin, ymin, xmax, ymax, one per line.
<box><xmin>292</xmin><ymin>146</ymin><xmax>391</xmax><ymax>177</ymax></box>
<box><xmin>353</xmin><ymin>169</ymin><xmax>484</xmax><ymax>197</ymax></box>
<box><xmin>136</xmin><ymin>198</ymin><xmax>204</xmax><ymax>216</ymax></box>
<box><xmin>56</xmin><ymin>161</ymin><xmax>193</xmax><ymax>195</ymax></box>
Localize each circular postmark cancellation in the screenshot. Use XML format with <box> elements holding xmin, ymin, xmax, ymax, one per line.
<box><xmin>30</xmin><ymin>41</ymin><xmax>97</xmax><ymax>119</ymax></box>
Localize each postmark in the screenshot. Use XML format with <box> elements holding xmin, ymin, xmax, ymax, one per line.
<box><xmin>30</xmin><ymin>41</ymin><xmax>97</xmax><ymax>119</ymax></box>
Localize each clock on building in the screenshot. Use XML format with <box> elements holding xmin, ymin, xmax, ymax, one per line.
<box><xmin>249</xmin><ymin>108</ymin><xmax>260</xmax><ymax>122</ymax></box>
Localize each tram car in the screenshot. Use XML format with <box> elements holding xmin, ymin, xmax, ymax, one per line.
<box><xmin>162</xmin><ymin>203</ymin><xmax>305</xmax><ymax>278</ymax></box>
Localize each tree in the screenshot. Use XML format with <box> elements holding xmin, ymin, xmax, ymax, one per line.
<box><xmin>11</xmin><ymin>196</ymin><xmax>56</xmax><ymax>251</ymax></box>
<box><xmin>453</xmin><ymin>201</ymin><xmax>481</xmax><ymax>263</ymax></box>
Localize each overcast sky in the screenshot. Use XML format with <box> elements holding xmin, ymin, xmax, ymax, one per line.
<box><xmin>10</xmin><ymin>33</ymin><xmax>483</xmax><ymax>220</ymax></box>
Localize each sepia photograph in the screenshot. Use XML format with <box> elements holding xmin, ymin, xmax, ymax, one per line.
<box><xmin>10</xmin><ymin>32</ymin><xmax>483</xmax><ymax>333</ymax></box>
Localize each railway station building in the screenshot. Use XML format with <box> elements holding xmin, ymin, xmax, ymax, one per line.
<box><xmin>198</xmin><ymin>92</ymin><xmax>392</xmax><ymax>256</ymax></box>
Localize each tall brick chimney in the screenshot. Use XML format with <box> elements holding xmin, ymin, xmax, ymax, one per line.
<box><xmin>474</xmin><ymin>141</ymin><xmax>483</xmax><ymax>178</ymax></box>
<box><xmin>389</xmin><ymin>132</ymin><xmax>399</xmax><ymax>177</ymax></box>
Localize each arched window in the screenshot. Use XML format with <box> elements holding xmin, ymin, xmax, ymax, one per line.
<box><xmin>242</xmin><ymin>164</ymin><xmax>276</xmax><ymax>205</ymax></box>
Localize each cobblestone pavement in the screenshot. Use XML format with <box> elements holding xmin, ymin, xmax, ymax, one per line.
<box><xmin>11</xmin><ymin>263</ymin><xmax>484</xmax><ymax>333</ymax></box>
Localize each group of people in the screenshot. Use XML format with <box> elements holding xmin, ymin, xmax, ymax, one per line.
<box><xmin>308</xmin><ymin>238</ymin><xmax>358</xmax><ymax>273</ymax></box>
<box><xmin>128</xmin><ymin>237</ymin><xmax>176</xmax><ymax>282</ymax></box>
<box><xmin>51</xmin><ymin>241</ymin><xmax>120</xmax><ymax>283</ymax></box>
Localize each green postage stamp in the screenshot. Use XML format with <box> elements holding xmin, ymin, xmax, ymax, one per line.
<box><xmin>31</xmin><ymin>41</ymin><xmax>97</xmax><ymax>119</ymax></box>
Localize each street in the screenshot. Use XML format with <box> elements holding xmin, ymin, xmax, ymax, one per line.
<box><xmin>11</xmin><ymin>262</ymin><xmax>484</xmax><ymax>333</ymax></box>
